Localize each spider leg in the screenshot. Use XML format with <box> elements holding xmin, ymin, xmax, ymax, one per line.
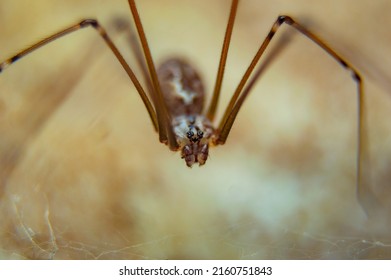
<box><xmin>128</xmin><ymin>0</ymin><xmax>179</xmax><ymax>151</ymax></box>
<box><xmin>206</xmin><ymin>0</ymin><xmax>239</xmax><ymax>122</ymax></box>
<box><xmin>217</xmin><ymin>15</ymin><xmax>364</xmax><ymax>143</ymax></box>
<box><xmin>112</xmin><ymin>17</ymin><xmax>156</xmax><ymax>106</ymax></box>
<box><xmin>216</xmin><ymin>15</ymin><xmax>379</xmax><ymax>217</ymax></box>
<box><xmin>0</xmin><ymin>19</ymin><xmax>158</xmax><ymax>132</ymax></box>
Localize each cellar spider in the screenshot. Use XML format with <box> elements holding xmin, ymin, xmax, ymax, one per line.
<box><xmin>0</xmin><ymin>0</ymin><xmax>373</xmax><ymax>213</ymax></box>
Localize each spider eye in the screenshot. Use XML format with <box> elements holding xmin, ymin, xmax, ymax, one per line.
<box><xmin>197</xmin><ymin>130</ymin><xmax>204</xmax><ymax>138</ymax></box>
<box><xmin>186</xmin><ymin>131</ymin><xmax>194</xmax><ymax>139</ymax></box>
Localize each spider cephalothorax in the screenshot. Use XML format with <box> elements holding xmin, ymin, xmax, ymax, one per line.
<box><xmin>171</xmin><ymin>114</ymin><xmax>214</xmax><ymax>166</ymax></box>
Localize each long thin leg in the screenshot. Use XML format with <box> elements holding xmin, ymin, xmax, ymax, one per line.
<box><xmin>218</xmin><ymin>33</ymin><xmax>293</xmax><ymax>143</ymax></box>
<box><xmin>128</xmin><ymin>0</ymin><xmax>179</xmax><ymax>151</ymax></box>
<box><xmin>216</xmin><ymin>15</ymin><xmax>379</xmax><ymax>216</ymax></box>
<box><xmin>357</xmin><ymin>90</ymin><xmax>383</xmax><ymax>219</ymax></box>
<box><xmin>206</xmin><ymin>0</ymin><xmax>239</xmax><ymax>122</ymax></box>
<box><xmin>0</xmin><ymin>19</ymin><xmax>158</xmax><ymax>132</ymax></box>
<box><xmin>217</xmin><ymin>16</ymin><xmax>362</xmax><ymax>143</ymax></box>
<box><xmin>112</xmin><ymin>17</ymin><xmax>156</xmax><ymax>105</ymax></box>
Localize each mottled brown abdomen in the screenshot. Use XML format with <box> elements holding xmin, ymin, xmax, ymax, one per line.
<box><xmin>157</xmin><ymin>58</ymin><xmax>205</xmax><ymax>116</ymax></box>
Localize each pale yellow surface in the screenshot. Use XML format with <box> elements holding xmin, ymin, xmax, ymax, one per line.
<box><xmin>0</xmin><ymin>0</ymin><xmax>390</xmax><ymax>259</ymax></box>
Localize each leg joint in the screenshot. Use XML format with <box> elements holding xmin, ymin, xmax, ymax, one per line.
<box><xmin>278</xmin><ymin>15</ymin><xmax>294</xmax><ymax>25</ymax></box>
<box><xmin>352</xmin><ymin>71</ymin><xmax>362</xmax><ymax>82</ymax></box>
<box><xmin>80</xmin><ymin>19</ymin><xmax>98</xmax><ymax>28</ymax></box>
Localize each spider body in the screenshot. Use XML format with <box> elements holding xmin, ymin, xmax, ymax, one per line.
<box><xmin>157</xmin><ymin>58</ymin><xmax>215</xmax><ymax>166</ymax></box>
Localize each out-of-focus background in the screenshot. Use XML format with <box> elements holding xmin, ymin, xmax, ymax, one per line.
<box><xmin>0</xmin><ymin>0</ymin><xmax>390</xmax><ymax>259</ymax></box>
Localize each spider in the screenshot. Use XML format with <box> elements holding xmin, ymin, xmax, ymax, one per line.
<box><xmin>0</xmin><ymin>0</ymin><xmax>363</xmax><ymax>166</ymax></box>
<box><xmin>1</xmin><ymin>0</ymin><xmax>372</xmax><ymax>210</ymax></box>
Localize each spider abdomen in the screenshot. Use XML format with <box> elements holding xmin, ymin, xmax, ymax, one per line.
<box><xmin>157</xmin><ymin>58</ymin><xmax>205</xmax><ymax>116</ymax></box>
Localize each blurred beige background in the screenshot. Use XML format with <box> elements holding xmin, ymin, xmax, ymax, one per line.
<box><xmin>0</xmin><ymin>0</ymin><xmax>390</xmax><ymax>259</ymax></box>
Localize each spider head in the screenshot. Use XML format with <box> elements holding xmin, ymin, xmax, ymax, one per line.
<box><xmin>172</xmin><ymin>115</ymin><xmax>214</xmax><ymax>167</ymax></box>
<box><xmin>181</xmin><ymin>126</ymin><xmax>209</xmax><ymax>167</ymax></box>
